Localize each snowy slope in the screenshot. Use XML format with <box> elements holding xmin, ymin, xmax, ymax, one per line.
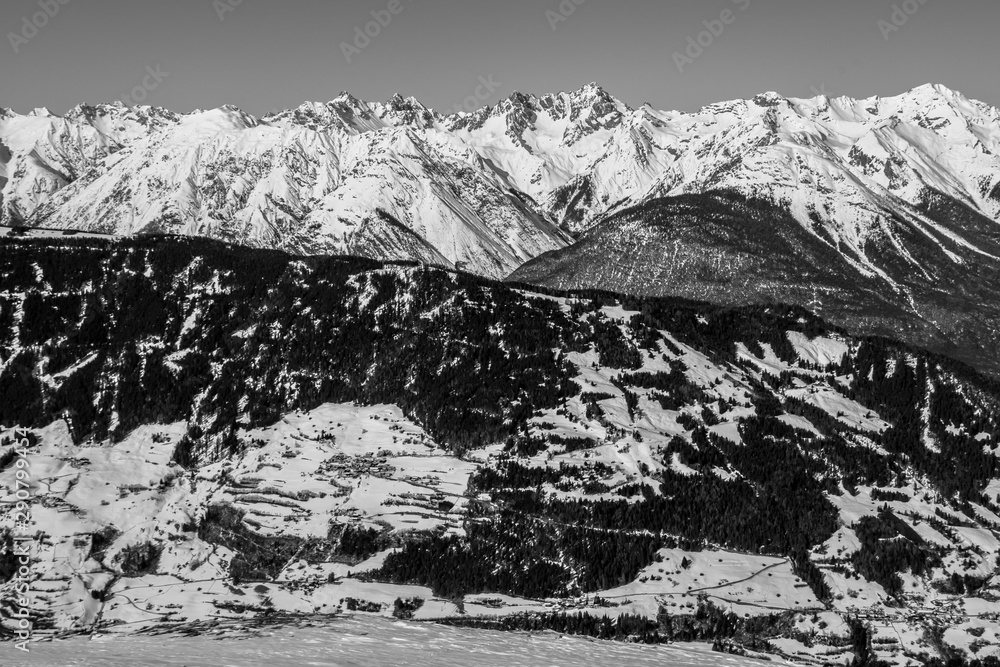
<box><xmin>0</xmin><ymin>104</ymin><xmax>178</xmax><ymax>225</ymax></box>
<box><xmin>19</xmin><ymin>616</ymin><xmax>768</xmax><ymax>667</ymax></box>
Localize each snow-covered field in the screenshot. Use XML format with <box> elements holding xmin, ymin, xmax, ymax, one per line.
<box><xmin>16</xmin><ymin>616</ymin><xmax>779</xmax><ymax>667</ymax></box>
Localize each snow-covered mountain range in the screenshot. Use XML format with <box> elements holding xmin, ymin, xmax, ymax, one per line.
<box><xmin>0</xmin><ymin>99</ymin><xmax>571</xmax><ymax>279</ymax></box>
<box><xmin>4</xmin><ymin>83</ymin><xmax>1000</xmax><ymax>281</ymax></box>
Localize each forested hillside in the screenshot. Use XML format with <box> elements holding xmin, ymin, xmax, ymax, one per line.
<box><xmin>3</xmin><ymin>236</ymin><xmax>1000</xmax><ymax>664</ymax></box>
<box><xmin>509</xmin><ymin>191</ymin><xmax>1000</xmax><ymax>378</ymax></box>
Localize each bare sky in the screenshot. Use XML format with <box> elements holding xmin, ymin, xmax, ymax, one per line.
<box><xmin>1</xmin><ymin>0</ymin><xmax>997</xmax><ymax>115</ymax></box>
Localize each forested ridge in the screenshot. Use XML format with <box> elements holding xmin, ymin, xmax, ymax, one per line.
<box><xmin>510</xmin><ymin>190</ymin><xmax>1000</xmax><ymax>379</ymax></box>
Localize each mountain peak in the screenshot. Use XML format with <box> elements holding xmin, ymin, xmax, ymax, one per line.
<box><xmin>333</xmin><ymin>91</ymin><xmax>370</xmax><ymax>111</ymax></box>
<box><xmin>569</xmin><ymin>82</ymin><xmax>631</xmax><ymax>113</ymax></box>
<box><xmin>906</xmin><ymin>82</ymin><xmax>955</xmax><ymax>96</ymax></box>
<box><xmin>181</xmin><ymin>105</ymin><xmax>258</xmax><ymax>131</ymax></box>
<box><xmin>505</xmin><ymin>90</ymin><xmax>537</xmax><ymax>107</ymax></box>
<box><xmin>573</xmin><ymin>82</ymin><xmax>610</xmax><ymax>98</ymax></box>
<box><xmin>890</xmin><ymin>83</ymin><xmax>974</xmax><ymax>109</ymax></box>
<box><xmin>63</xmin><ymin>103</ymin><xmax>124</xmax><ymax>122</ymax></box>
<box><xmin>377</xmin><ymin>94</ymin><xmax>436</xmax><ymax>128</ymax></box>
<box><xmin>383</xmin><ymin>93</ymin><xmax>428</xmax><ymax>111</ymax></box>
<box><xmin>752</xmin><ymin>91</ymin><xmax>787</xmax><ymax>107</ymax></box>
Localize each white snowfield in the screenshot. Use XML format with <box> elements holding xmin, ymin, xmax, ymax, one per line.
<box><xmin>16</xmin><ymin>616</ymin><xmax>781</xmax><ymax>667</ymax></box>
<box><xmin>601</xmin><ymin>548</ymin><xmax>823</xmax><ymax>619</ymax></box>
<box><xmin>3</xmin><ymin>83</ymin><xmax>1000</xmax><ymax>281</ymax></box>
<box><xmin>787</xmin><ymin>332</ymin><xmax>849</xmax><ymax>368</ymax></box>
<box><xmin>3</xmin><ymin>324</ymin><xmax>1000</xmax><ymax>665</ymax></box>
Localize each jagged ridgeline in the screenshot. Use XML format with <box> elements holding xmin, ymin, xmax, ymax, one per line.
<box><xmin>2</xmin><ymin>235</ymin><xmax>1000</xmax><ymax>600</ymax></box>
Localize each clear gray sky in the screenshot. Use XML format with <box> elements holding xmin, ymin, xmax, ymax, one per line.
<box><xmin>1</xmin><ymin>0</ymin><xmax>998</xmax><ymax>115</ymax></box>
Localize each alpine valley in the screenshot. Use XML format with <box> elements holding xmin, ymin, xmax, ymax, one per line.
<box><xmin>2</xmin><ymin>235</ymin><xmax>1000</xmax><ymax>666</ymax></box>
<box><xmin>3</xmin><ymin>82</ymin><xmax>1000</xmax><ymax>667</ymax></box>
